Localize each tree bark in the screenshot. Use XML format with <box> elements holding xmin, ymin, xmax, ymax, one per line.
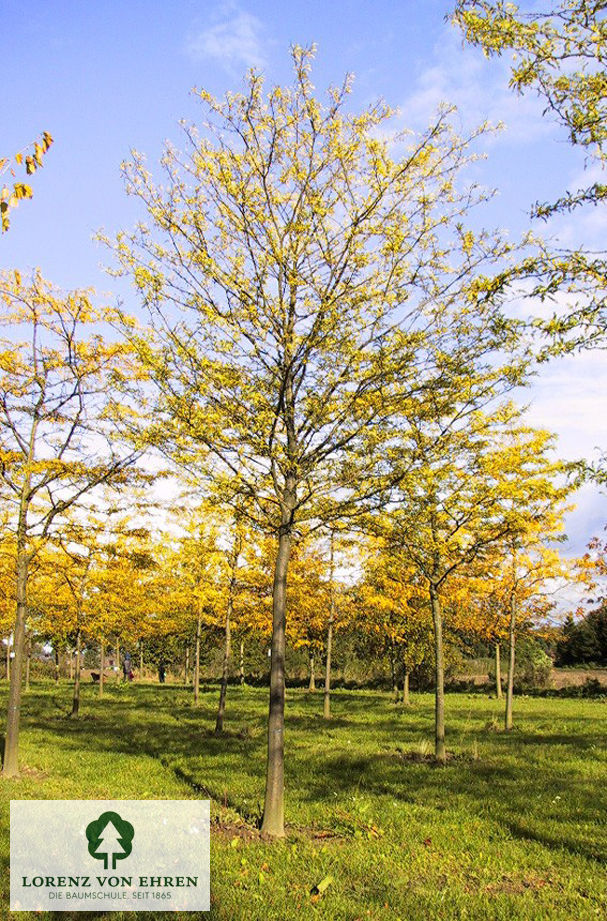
<box><xmin>194</xmin><ymin>607</ymin><xmax>202</xmax><ymax>706</ymax></box>
<box><xmin>323</xmin><ymin>532</ymin><xmax>335</xmax><ymax>720</ymax></box>
<box><xmin>216</xmin><ymin>530</ymin><xmax>241</xmax><ymax>732</ymax></box>
<box><xmin>389</xmin><ymin>636</ymin><xmax>397</xmax><ymax>700</ymax></box>
<box><xmin>239</xmin><ymin>637</ymin><xmax>245</xmax><ymax>685</ymax></box>
<box><xmin>260</xmin><ymin>522</ymin><xmax>291</xmax><ymax>838</ymax></box>
<box><xmin>430</xmin><ymin>582</ymin><xmax>446</xmax><ymax>764</ymax></box>
<box><xmin>505</xmin><ymin>595</ymin><xmax>516</xmax><ymax>731</ymax></box>
<box><xmin>184</xmin><ymin>644</ymin><xmax>190</xmax><ymax>686</ymax></box>
<box><xmin>25</xmin><ymin>637</ymin><xmax>31</xmax><ymax>693</ymax></box>
<box><xmin>3</xmin><ymin>548</ymin><xmax>28</xmax><ymax>776</ymax></box>
<box><xmin>308</xmin><ymin>651</ymin><xmax>315</xmax><ymax>691</ymax></box>
<box><xmin>495</xmin><ymin>643</ymin><xmax>503</xmax><ymax>700</ymax></box>
<box><xmin>402</xmin><ymin>663</ymin><xmax>410</xmax><ymax>706</ymax></box>
<box><xmin>215</xmin><ymin>582</ymin><xmax>235</xmax><ymax>734</ymax></box>
<box><xmin>54</xmin><ymin>648</ymin><xmax>60</xmax><ymax>684</ymax></box>
<box><xmin>99</xmin><ymin>639</ymin><xmax>105</xmax><ymax>698</ymax></box>
<box><xmin>323</xmin><ymin>618</ymin><xmax>333</xmax><ymax>719</ymax></box>
<box><xmin>115</xmin><ymin>639</ymin><xmax>120</xmax><ymax>682</ymax></box>
<box><xmin>71</xmin><ymin>628</ymin><xmax>82</xmax><ymax>717</ymax></box>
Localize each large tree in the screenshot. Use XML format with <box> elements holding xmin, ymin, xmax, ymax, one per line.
<box><xmin>107</xmin><ymin>48</ymin><xmax>521</xmax><ymax>835</ymax></box>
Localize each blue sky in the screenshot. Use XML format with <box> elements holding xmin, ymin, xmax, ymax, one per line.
<box><xmin>2</xmin><ymin>0</ymin><xmax>606</xmax><ymax>572</ymax></box>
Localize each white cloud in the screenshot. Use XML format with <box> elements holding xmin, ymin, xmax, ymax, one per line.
<box><xmin>186</xmin><ymin>6</ymin><xmax>266</xmax><ymax>76</ymax></box>
<box><xmin>400</xmin><ymin>30</ymin><xmax>553</xmax><ymax>144</ymax></box>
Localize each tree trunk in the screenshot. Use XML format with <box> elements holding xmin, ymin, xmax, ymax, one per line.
<box><xmin>505</xmin><ymin>596</ymin><xmax>516</xmax><ymax>731</ymax></box>
<box><xmin>402</xmin><ymin>664</ymin><xmax>410</xmax><ymax>706</ymax></box>
<box><xmin>194</xmin><ymin>608</ymin><xmax>202</xmax><ymax>706</ymax></box>
<box><xmin>308</xmin><ymin>652</ymin><xmax>316</xmax><ymax>691</ymax></box>
<box><xmin>25</xmin><ymin>638</ymin><xmax>31</xmax><ymax>692</ymax></box>
<box><xmin>216</xmin><ymin>530</ymin><xmax>241</xmax><ymax>731</ymax></box>
<box><xmin>323</xmin><ymin>532</ymin><xmax>335</xmax><ymax>720</ymax></box>
<box><xmin>139</xmin><ymin>641</ymin><xmax>144</xmax><ymax>679</ymax></box>
<box><xmin>71</xmin><ymin>628</ymin><xmax>82</xmax><ymax>717</ymax></box>
<box><xmin>260</xmin><ymin>523</ymin><xmax>291</xmax><ymax>838</ymax></box>
<box><xmin>115</xmin><ymin>639</ymin><xmax>120</xmax><ymax>682</ymax></box>
<box><xmin>495</xmin><ymin>643</ymin><xmax>503</xmax><ymax>700</ymax></box>
<box><xmin>430</xmin><ymin>583</ymin><xmax>446</xmax><ymax>764</ymax></box>
<box><xmin>3</xmin><ymin>549</ymin><xmax>28</xmax><ymax>776</ymax></box>
<box><xmin>323</xmin><ymin>618</ymin><xmax>333</xmax><ymax>719</ymax></box>
<box><xmin>239</xmin><ymin>637</ymin><xmax>245</xmax><ymax>685</ymax></box>
<box><xmin>99</xmin><ymin>639</ymin><xmax>105</xmax><ymax>698</ymax></box>
<box><xmin>215</xmin><ymin>587</ymin><xmax>233</xmax><ymax>734</ymax></box>
<box><xmin>389</xmin><ymin>636</ymin><xmax>397</xmax><ymax>700</ymax></box>
<box><xmin>54</xmin><ymin>648</ymin><xmax>60</xmax><ymax>684</ymax></box>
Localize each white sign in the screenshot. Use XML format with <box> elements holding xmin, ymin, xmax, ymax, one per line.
<box><xmin>10</xmin><ymin>800</ymin><xmax>210</xmax><ymax>912</ymax></box>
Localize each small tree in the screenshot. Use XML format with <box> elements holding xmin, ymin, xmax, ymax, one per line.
<box><xmin>286</xmin><ymin>539</ymin><xmax>332</xmax><ymax>692</ymax></box>
<box><xmin>359</xmin><ymin>535</ymin><xmax>432</xmax><ymax>704</ymax></box>
<box><xmin>384</xmin><ymin>404</ymin><xmax>574</xmax><ymax>760</ymax></box>
<box><xmin>0</xmin><ymin>271</ymin><xmax>138</xmax><ymax>775</ymax></box>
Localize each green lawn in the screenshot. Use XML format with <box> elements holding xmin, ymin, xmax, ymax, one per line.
<box><xmin>0</xmin><ymin>681</ymin><xmax>605</xmax><ymax>920</ymax></box>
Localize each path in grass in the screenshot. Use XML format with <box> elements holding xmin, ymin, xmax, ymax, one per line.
<box><xmin>0</xmin><ymin>682</ymin><xmax>605</xmax><ymax>920</ymax></box>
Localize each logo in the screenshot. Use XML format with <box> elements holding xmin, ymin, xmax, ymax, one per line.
<box><xmin>11</xmin><ymin>800</ymin><xmax>209</xmax><ymax>912</ymax></box>
<box><xmin>86</xmin><ymin>811</ymin><xmax>135</xmax><ymax>870</ymax></box>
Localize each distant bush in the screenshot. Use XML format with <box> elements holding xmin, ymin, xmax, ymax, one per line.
<box><xmin>513</xmin><ymin>637</ymin><xmax>553</xmax><ymax>691</ymax></box>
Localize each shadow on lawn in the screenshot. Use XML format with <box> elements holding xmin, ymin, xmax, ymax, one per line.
<box><xmin>16</xmin><ymin>686</ymin><xmax>606</xmax><ymax>865</ymax></box>
<box><xmin>299</xmin><ymin>746</ymin><xmax>606</xmax><ymax>864</ymax></box>
<box><xmin>21</xmin><ymin>689</ymin><xmax>267</xmax><ymax>816</ymax></box>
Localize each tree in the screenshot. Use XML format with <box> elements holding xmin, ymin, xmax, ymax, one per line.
<box><xmin>285</xmin><ymin>538</ymin><xmax>332</xmax><ymax>693</ymax></box>
<box><xmin>0</xmin><ymin>530</ymin><xmax>16</xmax><ymax>676</ymax></box>
<box><xmin>320</xmin><ymin>528</ymin><xmax>355</xmax><ymax>718</ymax></box>
<box><xmin>232</xmin><ymin>533</ymin><xmax>274</xmax><ymax>684</ymax></box>
<box><xmin>359</xmin><ymin>535</ymin><xmax>432</xmax><ymax>704</ymax></box>
<box><xmin>482</xmin><ymin>541</ymin><xmax>571</xmax><ymax>728</ymax></box>
<box><xmin>214</xmin><ymin>511</ymin><xmax>246</xmax><ymax>733</ymax></box>
<box><xmin>0</xmin><ymin>271</ymin><xmax>138</xmax><ymax>775</ymax></box>
<box><xmin>86</xmin><ymin>516</ymin><xmax>160</xmax><ymax>692</ymax></box>
<box><xmin>555</xmin><ymin>604</ymin><xmax>607</xmax><ymax>664</ymax></box>
<box><xmin>453</xmin><ymin>0</ymin><xmax>607</xmax><ymax>351</ymax></box>
<box><xmin>165</xmin><ymin>503</ymin><xmax>226</xmax><ymax>712</ymax></box>
<box><xmin>35</xmin><ymin>537</ymin><xmax>93</xmax><ymax>716</ymax></box>
<box><xmin>383</xmin><ymin>404</ymin><xmax>574</xmax><ymax>760</ymax></box>
<box><xmin>106</xmin><ymin>47</ymin><xmax>523</xmax><ymax>835</ymax></box>
<box><xmin>0</xmin><ymin>132</ymin><xmax>53</xmax><ymax>232</ymax></box>
<box><xmin>556</xmin><ymin>530</ymin><xmax>607</xmax><ymax>664</ymax></box>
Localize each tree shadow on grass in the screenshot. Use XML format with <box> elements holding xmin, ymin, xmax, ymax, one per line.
<box><xmin>13</xmin><ymin>686</ymin><xmax>607</xmax><ymax>866</ymax></box>
<box><xmin>503</xmin><ymin>816</ymin><xmax>606</xmax><ymax>863</ymax></box>
<box><xmin>22</xmin><ymin>699</ymin><xmax>268</xmax><ymax>820</ymax></box>
<box><xmin>488</xmin><ymin>727</ymin><xmax>607</xmax><ymax>749</ymax></box>
<box><xmin>296</xmin><ymin>747</ymin><xmax>606</xmax><ymax>864</ymax></box>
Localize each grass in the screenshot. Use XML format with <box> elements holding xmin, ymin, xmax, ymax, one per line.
<box><xmin>0</xmin><ymin>680</ymin><xmax>605</xmax><ymax>920</ymax></box>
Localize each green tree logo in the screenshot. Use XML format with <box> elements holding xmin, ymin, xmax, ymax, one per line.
<box><xmin>86</xmin><ymin>811</ymin><xmax>134</xmax><ymax>870</ymax></box>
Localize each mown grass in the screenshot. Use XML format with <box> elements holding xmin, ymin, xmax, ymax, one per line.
<box><xmin>0</xmin><ymin>680</ymin><xmax>605</xmax><ymax>920</ymax></box>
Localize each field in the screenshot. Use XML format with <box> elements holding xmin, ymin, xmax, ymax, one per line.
<box><xmin>0</xmin><ymin>681</ymin><xmax>605</xmax><ymax>920</ymax></box>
